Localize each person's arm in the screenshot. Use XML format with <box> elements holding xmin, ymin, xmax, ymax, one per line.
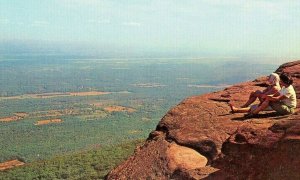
<box><xmin>265</xmin><ymin>94</ymin><xmax>286</xmax><ymax>101</ymax></box>
<box><xmin>263</xmin><ymin>86</ymin><xmax>279</xmax><ymax>95</ymax></box>
<box><xmin>261</xmin><ymin>91</ymin><xmax>284</xmax><ymax>101</ymax></box>
<box><xmin>261</xmin><ymin>86</ymin><xmax>271</xmax><ymax>94</ymax></box>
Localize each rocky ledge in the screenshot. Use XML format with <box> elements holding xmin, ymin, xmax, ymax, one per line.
<box><xmin>106</xmin><ymin>60</ymin><xmax>300</xmax><ymax>180</ymax></box>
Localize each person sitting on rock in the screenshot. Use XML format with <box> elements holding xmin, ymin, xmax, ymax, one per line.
<box><xmin>232</xmin><ymin>73</ymin><xmax>297</xmax><ymax>117</ymax></box>
<box><xmin>242</xmin><ymin>73</ymin><xmax>281</xmax><ymax>108</ymax></box>
<box><xmin>229</xmin><ymin>73</ymin><xmax>281</xmax><ymax>113</ymax></box>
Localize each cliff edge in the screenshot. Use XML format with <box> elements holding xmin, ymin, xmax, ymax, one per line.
<box><xmin>106</xmin><ymin>60</ymin><xmax>300</xmax><ymax>180</ymax></box>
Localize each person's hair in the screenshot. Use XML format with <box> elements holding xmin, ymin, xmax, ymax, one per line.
<box><xmin>280</xmin><ymin>73</ymin><xmax>293</xmax><ymax>85</ymax></box>
<box><xmin>268</xmin><ymin>73</ymin><xmax>280</xmax><ymax>86</ymax></box>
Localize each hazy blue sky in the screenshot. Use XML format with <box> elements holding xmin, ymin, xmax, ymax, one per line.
<box><xmin>1</xmin><ymin>0</ymin><xmax>300</xmax><ymax>57</ymax></box>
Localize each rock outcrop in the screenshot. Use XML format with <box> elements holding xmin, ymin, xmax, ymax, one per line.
<box><xmin>106</xmin><ymin>60</ymin><xmax>300</xmax><ymax>179</ymax></box>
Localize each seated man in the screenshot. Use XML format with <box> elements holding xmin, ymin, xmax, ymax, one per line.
<box><xmin>249</xmin><ymin>73</ymin><xmax>297</xmax><ymax>116</ymax></box>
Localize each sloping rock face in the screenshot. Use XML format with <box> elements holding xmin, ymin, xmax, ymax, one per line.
<box><xmin>106</xmin><ymin>60</ymin><xmax>300</xmax><ymax>180</ymax></box>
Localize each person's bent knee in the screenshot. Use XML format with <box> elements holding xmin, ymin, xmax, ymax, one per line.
<box><xmin>255</xmin><ymin>90</ymin><xmax>262</xmax><ymax>94</ymax></box>
<box><xmin>253</xmin><ymin>90</ymin><xmax>262</xmax><ymax>97</ymax></box>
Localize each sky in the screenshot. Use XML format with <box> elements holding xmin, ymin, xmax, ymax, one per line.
<box><xmin>0</xmin><ymin>0</ymin><xmax>300</xmax><ymax>58</ymax></box>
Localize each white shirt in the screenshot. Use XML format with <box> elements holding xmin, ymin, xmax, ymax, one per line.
<box><xmin>279</xmin><ymin>85</ymin><xmax>297</xmax><ymax>108</ymax></box>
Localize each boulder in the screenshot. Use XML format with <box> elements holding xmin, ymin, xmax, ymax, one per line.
<box><xmin>167</xmin><ymin>143</ymin><xmax>208</xmax><ymax>172</ymax></box>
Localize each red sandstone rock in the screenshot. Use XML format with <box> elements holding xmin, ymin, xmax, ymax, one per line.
<box><xmin>106</xmin><ymin>61</ymin><xmax>300</xmax><ymax>179</ymax></box>
<box><xmin>167</xmin><ymin>143</ymin><xmax>207</xmax><ymax>172</ymax></box>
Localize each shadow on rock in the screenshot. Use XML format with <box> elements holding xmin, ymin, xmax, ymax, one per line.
<box><xmin>231</xmin><ymin>112</ymin><xmax>287</xmax><ymax>121</ymax></box>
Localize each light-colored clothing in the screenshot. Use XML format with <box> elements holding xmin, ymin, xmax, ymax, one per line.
<box><xmin>270</xmin><ymin>101</ymin><xmax>295</xmax><ymax>115</ymax></box>
<box><xmin>279</xmin><ymin>85</ymin><xmax>297</xmax><ymax>108</ymax></box>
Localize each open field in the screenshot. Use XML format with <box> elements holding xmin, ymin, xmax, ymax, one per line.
<box><xmin>132</xmin><ymin>83</ymin><xmax>167</xmax><ymax>88</ymax></box>
<box><xmin>0</xmin><ymin>91</ymin><xmax>111</xmax><ymax>100</ymax></box>
<box><xmin>0</xmin><ymin>112</ymin><xmax>29</xmax><ymax>122</ymax></box>
<box><xmin>34</xmin><ymin>119</ymin><xmax>63</xmax><ymax>126</ymax></box>
<box><xmin>0</xmin><ymin>160</ymin><xmax>25</xmax><ymax>171</ymax></box>
<box><xmin>104</xmin><ymin>106</ymin><xmax>136</xmax><ymax>113</ymax></box>
<box><xmin>0</xmin><ymin>56</ymin><xmax>279</xmax><ymax>170</ymax></box>
<box><xmin>0</xmin><ymin>116</ymin><xmax>23</xmax><ymax>122</ymax></box>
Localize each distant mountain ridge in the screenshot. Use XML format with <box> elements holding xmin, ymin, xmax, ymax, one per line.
<box><xmin>106</xmin><ymin>60</ymin><xmax>300</xmax><ymax>179</ymax></box>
